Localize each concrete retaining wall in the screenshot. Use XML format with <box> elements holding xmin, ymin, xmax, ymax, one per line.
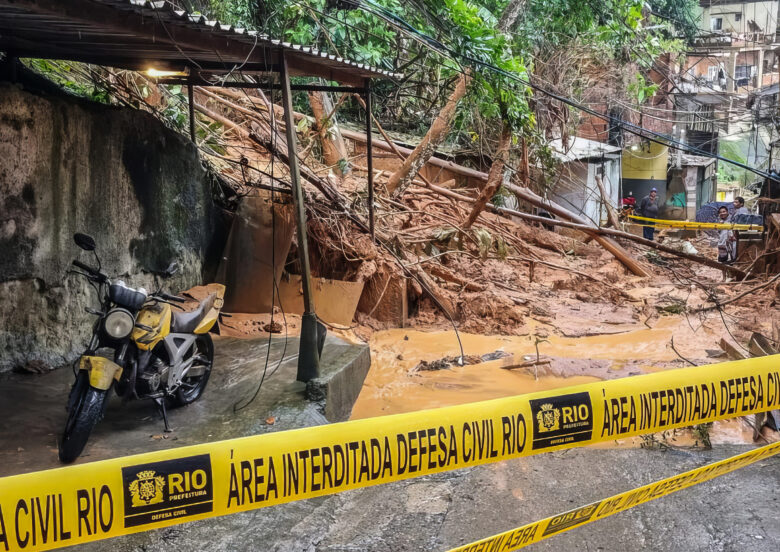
<box><xmin>0</xmin><ymin>82</ymin><xmax>225</xmax><ymax>372</ymax></box>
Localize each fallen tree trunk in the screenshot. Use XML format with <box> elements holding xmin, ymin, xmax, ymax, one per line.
<box><xmin>462</xmin><ymin>125</ymin><xmax>512</xmax><ymax>230</ymax></box>
<box><xmin>411</xmin><ymin>179</ymin><xmax>746</xmax><ymax>278</ymax></box>
<box><xmin>308</xmin><ymin>90</ymin><xmax>349</xmax><ymax>176</ymax></box>
<box><xmin>210</xmin><ymin>86</ymin><xmax>489</xmax><ymax>183</ymax></box>
<box><xmin>504</xmin><ymin>183</ymin><xmax>650</xmax><ymax>277</ymax></box>
<box><xmin>386</xmin><ymin>72</ymin><xmax>471</xmax><ymax>196</ymax></box>
<box><xmin>352</xmin><ymin>94</ymin><xmax>436</xmax><ymax>189</ymax></box>
<box><xmin>595</xmin><ymin>175</ymin><xmax>620</xmax><ymax>229</ymax></box>
<box><xmin>498</xmin><ymin>207</ymin><xmax>746</xmax><ymax>278</ymax></box>
<box><xmin>341</xmin><ymin>127</ymin><xmax>488</xmax><ymax>181</ymax></box>
<box><xmin>427</xmin><ymin>263</ymin><xmax>487</xmax><ymax>292</ymax></box>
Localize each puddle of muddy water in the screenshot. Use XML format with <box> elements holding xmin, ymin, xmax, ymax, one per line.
<box><xmin>352</xmin><ymin>324</ymin><xmax>754</xmax><ymax>447</ymax></box>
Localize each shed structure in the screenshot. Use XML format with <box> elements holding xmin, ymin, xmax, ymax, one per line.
<box><xmin>548</xmin><ymin>137</ymin><xmax>622</xmax><ymax>226</ymax></box>
<box><xmin>0</xmin><ymin>0</ymin><xmax>399</xmax><ymax>381</ymax></box>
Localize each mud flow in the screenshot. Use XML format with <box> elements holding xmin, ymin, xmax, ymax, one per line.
<box><xmin>352</xmin><ymin>325</ymin><xmax>756</xmax><ymax>447</ymax></box>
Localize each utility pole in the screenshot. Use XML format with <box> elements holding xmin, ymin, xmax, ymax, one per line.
<box><xmin>279</xmin><ymin>51</ymin><xmax>320</xmax><ymax>382</ymax></box>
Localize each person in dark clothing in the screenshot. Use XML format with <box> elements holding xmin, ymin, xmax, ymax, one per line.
<box><xmin>638</xmin><ymin>188</ymin><xmax>659</xmax><ymax>241</ymax></box>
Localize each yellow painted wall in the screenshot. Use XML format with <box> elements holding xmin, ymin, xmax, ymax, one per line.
<box><xmin>622</xmin><ymin>142</ymin><xmax>669</xmax><ymax>181</ymax></box>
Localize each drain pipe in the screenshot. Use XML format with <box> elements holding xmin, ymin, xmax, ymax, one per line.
<box><xmin>279</xmin><ymin>51</ymin><xmax>321</xmax><ymax>382</ymax></box>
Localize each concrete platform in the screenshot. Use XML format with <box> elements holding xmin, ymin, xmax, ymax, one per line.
<box><xmin>0</xmin><ymin>334</ymin><xmax>369</xmax><ymax>477</ymax></box>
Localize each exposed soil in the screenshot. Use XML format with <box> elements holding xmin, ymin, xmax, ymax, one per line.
<box><xmin>170</xmin><ymin>88</ymin><xmax>780</xmax><ymax>452</ymax></box>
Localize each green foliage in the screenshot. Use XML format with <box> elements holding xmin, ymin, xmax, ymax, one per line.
<box><xmin>647</xmin><ymin>0</ymin><xmax>701</xmax><ymax>43</ymax></box>
<box><xmin>718</xmin><ymin>138</ymin><xmax>750</xmax><ymax>185</ymax></box>
<box><xmin>627</xmin><ymin>74</ymin><xmax>659</xmax><ymax>104</ymax></box>
<box><xmin>26</xmin><ymin>59</ymin><xmax>111</xmax><ymax>104</ymax></box>
<box><xmin>206</xmin><ymin>0</ymin><xmax>257</xmax><ymax>27</ymax></box>
<box><xmin>411</xmin><ymin>0</ymin><xmax>531</xmax><ymax>132</ymax></box>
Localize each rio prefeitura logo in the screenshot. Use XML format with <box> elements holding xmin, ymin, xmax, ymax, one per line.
<box><xmin>121</xmin><ymin>455</ymin><xmax>214</xmax><ymax>528</ymax></box>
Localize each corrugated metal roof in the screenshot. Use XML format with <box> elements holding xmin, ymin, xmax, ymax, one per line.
<box><xmin>680</xmin><ymin>154</ymin><xmax>717</xmax><ymax>167</ymax></box>
<box><xmin>0</xmin><ymin>0</ymin><xmax>400</xmax><ymax>85</ymax></box>
<box><xmin>550</xmin><ymin>136</ymin><xmax>622</xmax><ymax>162</ymax></box>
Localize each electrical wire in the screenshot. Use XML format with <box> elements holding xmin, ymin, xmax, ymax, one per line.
<box><xmin>348</xmin><ymin>0</ymin><xmax>779</xmax><ymax>184</ymax></box>
<box><xmin>233</xmin><ymin>51</ymin><xmax>286</xmax><ymax>412</ymax></box>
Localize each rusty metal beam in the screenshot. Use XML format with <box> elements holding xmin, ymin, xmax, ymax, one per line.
<box><xmin>187</xmin><ymin>81</ymin><xmax>196</xmax><ymax>143</ymax></box>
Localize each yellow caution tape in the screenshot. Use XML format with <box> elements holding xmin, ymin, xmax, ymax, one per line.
<box><xmin>628</xmin><ymin>214</ymin><xmax>763</xmax><ymax>232</ymax></box>
<box><xmin>448</xmin><ymin>441</ymin><xmax>780</xmax><ymax>552</ymax></box>
<box><xmin>2</xmin><ymin>356</ymin><xmax>780</xmax><ymax>551</ymax></box>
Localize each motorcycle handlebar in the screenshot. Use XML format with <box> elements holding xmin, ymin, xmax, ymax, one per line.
<box><xmin>72</xmin><ymin>259</ymin><xmax>97</xmax><ymax>275</ymax></box>
<box><xmin>71</xmin><ymin>260</ymin><xmax>109</xmax><ymax>282</ymax></box>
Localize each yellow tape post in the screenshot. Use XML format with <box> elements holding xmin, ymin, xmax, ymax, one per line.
<box><xmin>628</xmin><ymin>214</ymin><xmax>763</xmax><ymax>232</ymax></box>
<box><xmin>448</xmin><ymin>441</ymin><xmax>780</xmax><ymax>552</ymax></box>
<box><xmin>1</xmin><ymin>356</ymin><xmax>780</xmax><ymax>551</ymax></box>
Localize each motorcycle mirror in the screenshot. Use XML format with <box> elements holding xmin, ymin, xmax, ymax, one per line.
<box><xmin>73</xmin><ymin>233</ymin><xmax>96</xmax><ymax>251</ymax></box>
<box><xmin>165</xmin><ymin>261</ymin><xmax>179</xmax><ymax>277</ymax></box>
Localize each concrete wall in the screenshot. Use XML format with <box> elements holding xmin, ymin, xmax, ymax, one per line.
<box><xmin>622</xmin><ymin>142</ymin><xmax>669</xmax><ymax>207</ymax></box>
<box><xmin>699</xmin><ymin>1</ymin><xmax>777</xmax><ymax>36</ymax></box>
<box><xmin>0</xmin><ymin>82</ymin><xmax>225</xmax><ymax>372</ymax></box>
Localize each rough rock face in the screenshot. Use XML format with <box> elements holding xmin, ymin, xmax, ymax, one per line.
<box><xmin>0</xmin><ymin>82</ymin><xmax>224</xmax><ymax>372</ymax></box>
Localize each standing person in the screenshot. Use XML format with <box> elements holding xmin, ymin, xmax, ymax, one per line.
<box><xmin>716</xmin><ymin>206</ymin><xmax>736</xmax><ymax>264</ymax></box>
<box><xmin>638</xmin><ymin>187</ymin><xmax>659</xmax><ymax>241</ymax></box>
<box><xmin>729</xmin><ymin>197</ymin><xmax>749</xmax><ymax>261</ymax></box>
<box><xmin>731</xmin><ymin>196</ymin><xmax>749</xmax><ymax>218</ymax></box>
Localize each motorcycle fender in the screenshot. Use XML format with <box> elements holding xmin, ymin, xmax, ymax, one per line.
<box><xmin>194</xmin><ymin>284</ymin><xmax>225</xmax><ymax>335</ymax></box>
<box><xmin>193</xmin><ymin>310</ymin><xmax>218</xmax><ymax>334</ymax></box>
<box><xmin>79</xmin><ymin>356</ymin><xmax>122</xmax><ymax>390</ymax></box>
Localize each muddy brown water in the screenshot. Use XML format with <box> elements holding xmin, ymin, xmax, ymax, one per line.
<box><xmin>351</xmin><ymin>322</ymin><xmax>755</xmax><ymax>446</ymax></box>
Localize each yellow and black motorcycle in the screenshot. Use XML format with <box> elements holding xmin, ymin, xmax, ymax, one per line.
<box><xmin>59</xmin><ymin>233</ymin><xmax>225</xmax><ymax>463</ymax></box>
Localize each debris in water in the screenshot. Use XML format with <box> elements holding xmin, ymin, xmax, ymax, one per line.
<box><xmin>266</xmin><ymin>417</ymin><xmax>276</xmax><ymax>425</ymax></box>
<box><xmin>263</xmin><ymin>321</ymin><xmax>283</xmax><ymax>333</ymax></box>
<box><xmin>413</xmin><ymin>354</ymin><xmax>483</xmax><ymax>371</ymax></box>
<box><xmin>480</xmin><ymin>350</ymin><xmax>510</xmax><ymax>362</ymax></box>
<box><xmin>414</xmin><ymin>348</ymin><xmax>545</xmax><ymax>372</ymax></box>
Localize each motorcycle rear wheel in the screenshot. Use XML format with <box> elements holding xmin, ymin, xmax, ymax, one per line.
<box><xmin>59</xmin><ymin>373</ymin><xmax>109</xmax><ymax>463</ymax></box>
<box><xmin>169</xmin><ymin>334</ymin><xmax>213</xmax><ymax>407</ymax></box>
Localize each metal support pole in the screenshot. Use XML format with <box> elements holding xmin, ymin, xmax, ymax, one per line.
<box><xmin>187</xmin><ymin>82</ymin><xmax>196</xmax><ymax>143</ymax></box>
<box><xmin>364</xmin><ymin>79</ymin><xmax>374</xmax><ymax>238</ymax></box>
<box><xmin>280</xmin><ymin>52</ymin><xmax>320</xmax><ymax>382</ymax></box>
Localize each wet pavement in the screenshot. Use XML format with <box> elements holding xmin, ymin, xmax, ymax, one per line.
<box><xmin>0</xmin><ymin>334</ymin><xmax>367</xmax><ymax>476</ymax></box>
<box><xmin>66</xmin><ymin>445</ymin><xmax>780</xmax><ymax>552</ymax></box>
<box><xmin>3</xmin><ymin>332</ymin><xmax>778</xmax><ymax>551</ymax></box>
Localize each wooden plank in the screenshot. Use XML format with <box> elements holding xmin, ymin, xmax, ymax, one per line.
<box><xmin>719</xmin><ymin>338</ymin><xmax>746</xmax><ymax>360</ymax></box>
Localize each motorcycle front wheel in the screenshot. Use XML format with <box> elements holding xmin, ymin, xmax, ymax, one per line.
<box><xmin>58</xmin><ymin>372</ymin><xmax>110</xmax><ymax>463</ymax></box>
<box><xmin>169</xmin><ymin>334</ymin><xmax>213</xmax><ymax>407</ymax></box>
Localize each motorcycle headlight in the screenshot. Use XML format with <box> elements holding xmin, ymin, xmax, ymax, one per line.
<box><xmin>104</xmin><ymin>308</ymin><xmax>134</xmax><ymax>339</ymax></box>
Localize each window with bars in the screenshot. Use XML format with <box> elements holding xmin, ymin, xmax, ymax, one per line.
<box><xmin>711</xmin><ymin>17</ymin><xmax>723</xmax><ymax>31</ymax></box>
<box><xmin>734</xmin><ymin>65</ymin><xmax>754</xmax><ymax>80</ymax></box>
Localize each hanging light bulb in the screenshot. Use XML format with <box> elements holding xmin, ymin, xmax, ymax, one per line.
<box><xmin>146</xmin><ymin>67</ymin><xmax>189</xmax><ymax>78</ymax></box>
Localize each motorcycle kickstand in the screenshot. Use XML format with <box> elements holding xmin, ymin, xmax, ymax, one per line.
<box><xmin>153</xmin><ymin>397</ymin><xmax>173</xmax><ymax>433</ymax></box>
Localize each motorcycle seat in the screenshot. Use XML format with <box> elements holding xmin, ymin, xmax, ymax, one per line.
<box><xmin>172</xmin><ymin>293</ymin><xmax>217</xmax><ymax>334</ymax></box>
